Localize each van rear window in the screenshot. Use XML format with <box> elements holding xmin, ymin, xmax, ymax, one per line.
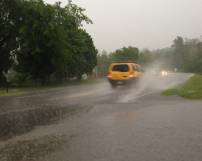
<box><xmin>112</xmin><ymin>64</ymin><xmax>129</xmax><ymax>72</ymax></box>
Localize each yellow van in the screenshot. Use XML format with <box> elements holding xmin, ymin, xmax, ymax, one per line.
<box><xmin>107</xmin><ymin>62</ymin><xmax>143</xmax><ymax>87</ymax></box>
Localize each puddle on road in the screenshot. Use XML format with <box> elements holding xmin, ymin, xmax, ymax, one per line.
<box><xmin>0</xmin><ymin>105</ymin><xmax>90</xmax><ymax>161</ymax></box>
<box><xmin>0</xmin><ymin>135</ymin><xmax>66</xmax><ymax>161</ymax></box>
<box><xmin>0</xmin><ymin>105</ymin><xmax>87</xmax><ymax>141</ymax></box>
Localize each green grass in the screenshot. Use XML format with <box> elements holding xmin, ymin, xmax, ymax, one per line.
<box><xmin>162</xmin><ymin>75</ymin><xmax>202</xmax><ymax>99</ymax></box>
<box><xmin>0</xmin><ymin>89</ymin><xmax>25</xmax><ymax>97</ymax></box>
<box><xmin>0</xmin><ymin>79</ymin><xmax>100</xmax><ymax>97</ymax></box>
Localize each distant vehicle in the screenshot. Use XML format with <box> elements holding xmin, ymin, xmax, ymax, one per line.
<box><xmin>107</xmin><ymin>62</ymin><xmax>143</xmax><ymax>88</ymax></box>
<box><xmin>160</xmin><ymin>70</ymin><xmax>171</xmax><ymax>76</ymax></box>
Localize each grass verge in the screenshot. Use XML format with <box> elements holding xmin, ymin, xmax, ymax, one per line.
<box><xmin>0</xmin><ymin>79</ymin><xmax>100</xmax><ymax>97</ymax></box>
<box><xmin>162</xmin><ymin>75</ymin><xmax>202</xmax><ymax>99</ymax></box>
<box><xmin>0</xmin><ymin>89</ymin><xmax>25</xmax><ymax>97</ymax></box>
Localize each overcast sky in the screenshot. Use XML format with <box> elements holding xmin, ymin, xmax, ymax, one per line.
<box><xmin>45</xmin><ymin>0</ymin><xmax>202</xmax><ymax>52</ymax></box>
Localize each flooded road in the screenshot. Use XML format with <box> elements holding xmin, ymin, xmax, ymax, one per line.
<box><xmin>1</xmin><ymin>73</ymin><xmax>202</xmax><ymax>161</ymax></box>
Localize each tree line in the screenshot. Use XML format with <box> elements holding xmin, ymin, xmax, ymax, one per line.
<box><xmin>140</xmin><ymin>36</ymin><xmax>202</xmax><ymax>73</ymax></box>
<box><xmin>0</xmin><ymin>0</ymin><xmax>97</xmax><ymax>86</ymax></box>
<box><xmin>97</xmin><ymin>36</ymin><xmax>202</xmax><ymax>74</ymax></box>
<box><xmin>97</xmin><ymin>46</ymin><xmax>139</xmax><ymax>74</ymax></box>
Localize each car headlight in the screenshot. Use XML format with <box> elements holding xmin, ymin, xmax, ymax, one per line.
<box><xmin>161</xmin><ymin>71</ymin><xmax>168</xmax><ymax>76</ymax></box>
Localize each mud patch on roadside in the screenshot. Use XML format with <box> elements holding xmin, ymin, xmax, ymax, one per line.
<box><xmin>0</xmin><ymin>135</ymin><xmax>66</xmax><ymax>161</ymax></box>
<box><xmin>0</xmin><ymin>105</ymin><xmax>90</xmax><ymax>141</ymax></box>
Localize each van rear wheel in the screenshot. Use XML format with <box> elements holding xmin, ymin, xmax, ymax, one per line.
<box><xmin>109</xmin><ymin>82</ymin><xmax>117</xmax><ymax>89</ymax></box>
<box><xmin>111</xmin><ymin>84</ymin><xmax>117</xmax><ymax>89</ymax></box>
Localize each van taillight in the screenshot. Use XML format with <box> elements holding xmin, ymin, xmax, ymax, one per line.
<box><xmin>107</xmin><ymin>72</ymin><xmax>112</xmax><ymax>78</ymax></box>
<box><xmin>129</xmin><ymin>71</ymin><xmax>135</xmax><ymax>78</ymax></box>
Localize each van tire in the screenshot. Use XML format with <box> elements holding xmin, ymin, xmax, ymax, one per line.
<box><xmin>110</xmin><ymin>83</ymin><xmax>117</xmax><ymax>89</ymax></box>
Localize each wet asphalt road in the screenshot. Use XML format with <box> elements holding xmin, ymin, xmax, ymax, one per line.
<box><xmin>1</xmin><ymin>73</ymin><xmax>202</xmax><ymax>161</ymax></box>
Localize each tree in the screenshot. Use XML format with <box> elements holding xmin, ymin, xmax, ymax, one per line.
<box><xmin>139</xmin><ymin>49</ymin><xmax>154</xmax><ymax>65</ymax></box>
<box><xmin>183</xmin><ymin>41</ymin><xmax>202</xmax><ymax>73</ymax></box>
<box><xmin>96</xmin><ymin>47</ymin><xmax>139</xmax><ymax>75</ymax></box>
<box><xmin>111</xmin><ymin>46</ymin><xmax>139</xmax><ymax>62</ymax></box>
<box><xmin>0</xmin><ymin>0</ymin><xmax>19</xmax><ymax>85</ymax></box>
<box><xmin>97</xmin><ymin>50</ymin><xmax>111</xmax><ymax>74</ymax></box>
<box><xmin>52</xmin><ymin>2</ymin><xmax>96</xmax><ymax>80</ymax></box>
<box><xmin>172</xmin><ymin>36</ymin><xmax>186</xmax><ymax>70</ymax></box>
<box><xmin>15</xmin><ymin>0</ymin><xmax>59</xmax><ymax>83</ymax></box>
<box><xmin>13</xmin><ymin>0</ymin><xmax>97</xmax><ymax>83</ymax></box>
<box><xmin>66</xmin><ymin>29</ymin><xmax>97</xmax><ymax>79</ymax></box>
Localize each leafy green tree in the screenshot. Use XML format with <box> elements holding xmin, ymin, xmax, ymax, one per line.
<box><xmin>13</xmin><ymin>0</ymin><xmax>97</xmax><ymax>83</ymax></box>
<box><xmin>66</xmin><ymin>29</ymin><xmax>97</xmax><ymax>79</ymax></box>
<box><xmin>183</xmin><ymin>41</ymin><xmax>202</xmax><ymax>73</ymax></box>
<box><xmin>52</xmin><ymin>2</ymin><xmax>96</xmax><ymax>80</ymax></box>
<box><xmin>139</xmin><ymin>49</ymin><xmax>155</xmax><ymax>65</ymax></box>
<box><xmin>97</xmin><ymin>50</ymin><xmax>111</xmax><ymax>74</ymax></box>
<box><xmin>111</xmin><ymin>46</ymin><xmax>139</xmax><ymax>62</ymax></box>
<box><xmin>142</xmin><ymin>36</ymin><xmax>202</xmax><ymax>73</ymax></box>
<box><xmin>15</xmin><ymin>0</ymin><xmax>59</xmax><ymax>83</ymax></box>
<box><xmin>172</xmin><ymin>36</ymin><xmax>186</xmax><ymax>70</ymax></box>
<box><xmin>0</xmin><ymin>0</ymin><xmax>19</xmax><ymax>85</ymax></box>
<box><xmin>96</xmin><ymin>47</ymin><xmax>139</xmax><ymax>75</ymax></box>
<box><xmin>77</xmin><ymin>30</ymin><xmax>97</xmax><ymax>78</ymax></box>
